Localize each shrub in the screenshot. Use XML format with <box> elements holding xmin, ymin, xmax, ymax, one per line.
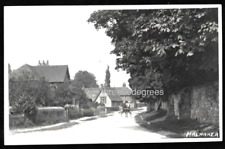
<box><xmin>33</xmin><ymin>107</ymin><xmax>68</xmax><ymax>125</ymax></box>
<box><xmin>9</xmin><ymin>114</ymin><xmax>25</xmax><ymax>128</ymax></box>
<box><xmin>82</xmin><ymin>108</ymin><xmax>95</xmax><ymax>116</ymax></box>
<box><xmin>107</xmin><ymin>107</ymin><xmax>120</xmax><ymax>111</ymax></box>
<box><xmin>9</xmin><ymin>78</ymin><xmax>51</xmax><ymax>114</ymax></box>
<box><xmin>95</xmin><ymin>106</ymin><xmax>106</xmax><ymax>115</ymax></box>
<box><xmin>65</xmin><ymin>105</ymin><xmax>83</xmax><ymax>119</ymax></box>
<box><xmin>24</xmin><ymin>106</ymin><xmax>38</xmax><ymax>123</ymax></box>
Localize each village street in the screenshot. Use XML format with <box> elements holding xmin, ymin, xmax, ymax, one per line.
<box><xmin>7</xmin><ymin>108</ymin><xmax>168</xmax><ymax>145</ymax></box>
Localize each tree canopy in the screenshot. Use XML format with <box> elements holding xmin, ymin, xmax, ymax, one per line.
<box><xmin>73</xmin><ymin>71</ymin><xmax>99</xmax><ymax>88</ymax></box>
<box><xmin>9</xmin><ymin>71</ymin><xmax>89</xmax><ymax>114</ymax></box>
<box><xmin>88</xmin><ymin>8</ymin><xmax>218</xmax><ymax>101</ymax></box>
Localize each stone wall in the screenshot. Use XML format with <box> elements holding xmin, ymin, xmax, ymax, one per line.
<box><xmin>166</xmin><ymin>82</ymin><xmax>219</xmax><ymax>124</ymax></box>
<box><xmin>190</xmin><ymin>83</ymin><xmax>219</xmax><ymax>124</ymax></box>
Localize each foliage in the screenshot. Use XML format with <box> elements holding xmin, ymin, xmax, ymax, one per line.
<box><xmin>8</xmin><ymin>63</ymin><xmax>12</xmax><ymax>74</ymax></box>
<box><xmin>70</xmin><ymin>80</ymin><xmax>90</xmax><ymax>108</ymax></box>
<box><xmin>88</xmin><ymin>9</ymin><xmax>218</xmax><ymax>101</ymax></box>
<box><xmin>9</xmin><ymin>72</ymin><xmax>50</xmax><ymax>114</ymax></box>
<box><xmin>65</xmin><ymin>106</ymin><xmax>82</xmax><ymax>119</ymax></box>
<box><xmin>9</xmin><ymin>70</ymin><xmax>89</xmax><ymax>114</ymax></box>
<box><xmin>82</xmin><ymin>108</ymin><xmax>95</xmax><ymax>116</ymax></box>
<box><xmin>107</xmin><ymin>107</ymin><xmax>120</xmax><ymax>111</ymax></box>
<box><xmin>32</xmin><ymin>107</ymin><xmax>67</xmax><ymax>124</ymax></box>
<box><xmin>104</xmin><ymin>65</ymin><xmax>111</xmax><ymax>87</ymax></box>
<box><xmin>51</xmin><ymin>82</ymin><xmax>74</xmax><ymax>106</ymax></box>
<box><xmin>73</xmin><ymin>71</ymin><xmax>99</xmax><ymax>88</ymax></box>
<box><xmin>9</xmin><ymin>114</ymin><xmax>34</xmax><ymax>129</ymax></box>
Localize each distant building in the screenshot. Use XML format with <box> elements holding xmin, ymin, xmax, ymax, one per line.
<box><xmin>95</xmin><ymin>87</ymin><xmax>123</xmax><ymax>107</ymax></box>
<box><xmin>9</xmin><ymin>61</ymin><xmax>70</xmax><ymax>84</ymax></box>
<box><xmin>114</xmin><ymin>86</ymin><xmax>136</xmax><ymax>108</ymax></box>
<box><xmin>83</xmin><ymin>83</ymin><xmax>136</xmax><ymax>108</ymax></box>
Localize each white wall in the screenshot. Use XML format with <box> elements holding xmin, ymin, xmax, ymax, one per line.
<box><xmin>95</xmin><ymin>90</ymin><xmax>112</xmax><ymax>107</ymax></box>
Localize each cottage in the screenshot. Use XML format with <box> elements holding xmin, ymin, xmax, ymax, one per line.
<box><xmin>114</xmin><ymin>88</ymin><xmax>136</xmax><ymax>108</ymax></box>
<box><xmin>83</xmin><ymin>83</ymin><xmax>136</xmax><ymax>108</ymax></box>
<box><xmin>10</xmin><ymin>61</ymin><xmax>70</xmax><ymax>84</ymax></box>
<box><xmin>95</xmin><ymin>87</ymin><xmax>123</xmax><ymax>107</ymax></box>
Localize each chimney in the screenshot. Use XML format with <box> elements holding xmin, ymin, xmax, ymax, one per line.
<box><xmin>42</xmin><ymin>60</ymin><xmax>45</xmax><ymax>65</ymax></box>
<box><xmin>46</xmin><ymin>60</ymin><xmax>49</xmax><ymax>65</ymax></box>
<box><xmin>38</xmin><ymin>60</ymin><xmax>41</xmax><ymax>65</ymax></box>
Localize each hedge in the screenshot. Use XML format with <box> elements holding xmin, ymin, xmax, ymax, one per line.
<box><xmin>81</xmin><ymin>108</ymin><xmax>95</xmax><ymax>116</ymax></box>
<box><xmin>32</xmin><ymin>107</ymin><xmax>68</xmax><ymax>125</ymax></box>
<box><xmin>107</xmin><ymin>107</ymin><xmax>120</xmax><ymax>112</ymax></box>
<box><xmin>95</xmin><ymin>107</ymin><xmax>106</xmax><ymax>115</ymax></box>
<box><xmin>9</xmin><ymin>114</ymin><xmax>25</xmax><ymax>128</ymax></box>
<box><xmin>9</xmin><ymin>114</ymin><xmax>35</xmax><ymax>129</ymax></box>
<box><xmin>65</xmin><ymin>105</ymin><xmax>83</xmax><ymax>119</ymax></box>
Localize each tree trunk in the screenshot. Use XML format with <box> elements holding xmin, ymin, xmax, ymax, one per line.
<box><xmin>156</xmin><ymin>99</ymin><xmax>162</xmax><ymax>111</ymax></box>
<box><xmin>147</xmin><ymin>101</ymin><xmax>151</xmax><ymax>112</ymax></box>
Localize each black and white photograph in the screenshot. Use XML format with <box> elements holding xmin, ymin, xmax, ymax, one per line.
<box><xmin>4</xmin><ymin>5</ymin><xmax>222</xmax><ymax>145</ymax></box>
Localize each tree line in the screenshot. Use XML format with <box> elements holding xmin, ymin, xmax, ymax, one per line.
<box><xmin>9</xmin><ymin>70</ymin><xmax>99</xmax><ymax>114</ymax></box>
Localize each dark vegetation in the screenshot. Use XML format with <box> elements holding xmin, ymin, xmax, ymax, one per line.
<box><xmin>135</xmin><ymin>110</ymin><xmax>219</xmax><ymax>138</ymax></box>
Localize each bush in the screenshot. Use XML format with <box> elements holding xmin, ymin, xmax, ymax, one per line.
<box><xmin>82</xmin><ymin>108</ymin><xmax>95</xmax><ymax>116</ymax></box>
<box><xmin>65</xmin><ymin>105</ymin><xmax>83</xmax><ymax>119</ymax></box>
<box><xmin>95</xmin><ymin>106</ymin><xmax>106</xmax><ymax>115</ymax></box>
<box><xmin>9</xmin><ymin>114</ymin><xmax>35</xmax><ymax>129</ymax></box>
<box><xmin>107</xmin><ymin>107</ymin><xmax>120</xmax><ymax>111</ymax></box>
<box><xmin>9</xmin><ymin>114</ymin><xmax>25</xmax><ymax>128</ymax></box>
<box><xmin>32</xmin><ymin>107</ymin><xmax>68</xmax><ymax>125</ymax></box>
<box><xmin>24</xmin><ymin>106</ymin><xmax>38</xmax><ymax>123</ymax></box>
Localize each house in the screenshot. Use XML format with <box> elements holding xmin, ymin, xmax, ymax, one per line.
<box><xmin>83</xmin><ymin>83</ymin><xmax>136</xmax><ymax>108</ymax></box>
<box><xmin>9</xmin><ymin>61</ymin><xmax>70</xmax><ymax>84</ymax></box>
<box><xmin>95</xmin><ymin>87</ymin><xmax>123</xmax><ymax>107</ymax></box>
<box><xmin>114</xmin><ymin>86</ymin><xmax>137</xmax><ymax>108</ymax></box>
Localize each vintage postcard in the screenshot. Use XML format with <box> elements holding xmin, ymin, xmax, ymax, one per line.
<box><xmin>4</xmin><ymin>5</ymin><xmax>222</xmax><ymax>145</ymax></box>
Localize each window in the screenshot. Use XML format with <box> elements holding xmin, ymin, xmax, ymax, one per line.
<box><xmin>100</xmin><ymin>97</ymin><xmax>106</xmax><ymax>104</ymax></box>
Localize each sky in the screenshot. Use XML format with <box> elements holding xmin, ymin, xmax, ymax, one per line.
<box><xmin>4</xmin><ymin>6</ymin><xmax>131</xmax><ymax>87</ymax></box>
<box><xmin>4</xmin><ymin>5</ymin><xmax>221</xmax><ymax>88</ymax></box>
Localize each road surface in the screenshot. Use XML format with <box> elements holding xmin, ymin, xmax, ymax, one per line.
<box><xmin>6</xmin><ymin>107</ymin><xmax>168</xmax><ymax>145</ymax></box>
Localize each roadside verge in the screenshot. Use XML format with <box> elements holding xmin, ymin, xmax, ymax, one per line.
<box><xmin>10</xmin><ymin>112</ymin><xmax>114</xmax><ymax>134</ymax></box>
<box><xmin>135</xmin><ymin>110</ymin><xmax>219</xmax><ymax>138</ymax></box>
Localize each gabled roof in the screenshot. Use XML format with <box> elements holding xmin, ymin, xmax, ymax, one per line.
<box><xmin>114</xmin><ymin>87</ymin><xmax>132</xmax><ymax>96</ymax></box>
<box><xmin>84</xmin><ymin>87</ymin><xmax>123</xmax><ymax>102</ymax></box>
<box><xmin>10</xmin><ymin>64</ymin><xmax>70</xmax><ymax>83</ymax></box>
<box><xmin>101</xmin><ymin>87</ymin><xmax>123</xmax><ymax>102</ymax></box>
<box><xmin>33</xmin><ymin>65</ymin><xmax>70</xmax><ymax>83</ymax></box>
<box><xmin>83</xmin><ymin>88</ymin><xmax>101</xmax><ymax>101</ymax></box>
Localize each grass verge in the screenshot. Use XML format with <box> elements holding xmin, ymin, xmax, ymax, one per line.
<box><xmin>135</xmin><ymin>110</ymin><xmax>219</xmax><ymax>138</ymax></box>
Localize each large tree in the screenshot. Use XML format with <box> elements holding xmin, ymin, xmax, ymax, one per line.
<box><xmin>73</xmin><ymin>71</ymin><xmax>99</xmax><ymax>88</ymax></box>
<box><xmin>88</xmin><ymin>9</ymin><xmax>218</xmax><ymax>101</ymax></box>
<box><xmin>52</xmin><ymin>81</ymin><xmax>89</xmax><ymax>107</ymax></box>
